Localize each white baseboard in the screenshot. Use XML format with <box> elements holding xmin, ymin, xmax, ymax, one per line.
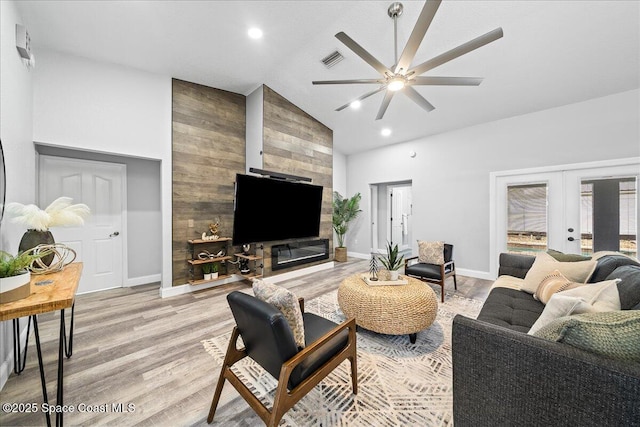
<box><xmin>126</xmin><ymin>274</ymin><xmax>162</xmax><ymax>287</ymax></box>
<box><xmin>159</xmin><ymin>262</ymin><xmax>335</xmax><ymax>298</ymax></box>
<box><xmin>456</xmin><ymin>268</ymin><xmax>494</xmax><ymax>281</ymax></box>
<box><xmin>0</xmin><ymin>322</ymin><xmax>29</xmax><ymax>391</ymax></box>
<box><xmin>347</xmin><ymin>251</ymin><xmax>370</xmax><ymax>260</ymax></box>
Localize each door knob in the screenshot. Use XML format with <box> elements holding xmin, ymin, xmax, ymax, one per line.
<box><xmin>567</xmin><ymin>237</ymin><xmax>575</xmax><ymax>242</ymax></box>
<box><xmin>110</xmin><ymin>231</ymin><xmax>120</xmax><ymax>237</ymax></box>
<box><xmin>567</xmin><ymin>228</ymin><xmax>574</xmax><ymax>232</ymax></box>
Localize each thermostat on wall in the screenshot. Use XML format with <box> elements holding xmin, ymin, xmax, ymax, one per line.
<box><xmin>16</xmin><ymin>24</ymin><xmax>31</xmax><ymax>60</ymax></box>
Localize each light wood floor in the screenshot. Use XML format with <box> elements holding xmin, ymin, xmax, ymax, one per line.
<box><xmin>0</xmin><ymin>258</ymin><xmax>492</xmax><ymax>426</ymax></box>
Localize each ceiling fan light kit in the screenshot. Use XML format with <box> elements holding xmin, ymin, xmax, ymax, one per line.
<box><xmin>312</xmin><ymin>0</ymin><xmax>503</xmax><ymax>120</ymax></box>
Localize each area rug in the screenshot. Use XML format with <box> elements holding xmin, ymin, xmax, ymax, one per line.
<box><xmin>202</xmin><ymin>290</ymin><xmax>483</xmax><ymax>426</ymax></box>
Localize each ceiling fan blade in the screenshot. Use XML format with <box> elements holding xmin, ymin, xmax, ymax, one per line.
<box><xmin>313</xmin><ymin>79</ymin><xmax>385</xmax><ymax>85</ymax></box>
<box><xmin>336</xmin><ymin>87</ymin><xmax>387</xmax><ymax>111</ymax></box>
<box><xmin>394</xmin><ymin>0</ymin><xmax>442</xmax><ymax>74</ymax></box>
<box><xmin>410</xmin><ymin>76</ymin><xmax>483</xmax><ymax>86</ymax></box>
<box><xmin>375</xmin><ymin>90</ymin><xmax>395</xmax><ymax>120</ymax></box>
<box><xmin>335</xmin><ymin>32</ymin><xmax>391</xmax><ymax>76</ymax></box>
<box><xmin>404</xmin><ymin>87</ymin><xmax>435</xmax><ymax>112</ymax></box>
<box><xmin>409</xmin><ymin>27</ymin><xmax>504</xmax><ymax>76</ymax></box>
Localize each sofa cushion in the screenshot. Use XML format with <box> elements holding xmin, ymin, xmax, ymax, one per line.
<box><xmin>522</xmin><ymin>252</ymin><xmax>597</xmax><ymax>294</ymax></box>
<box><xmin>532</xmin><ymin>311</ymin><xmax>640</xmax><ymax>362</ymax></box>
<box><xmin>528</xmin><ymin>279</ymin><xmax>621</xmax><ymax>335</ymax></box>
<box><xmin>547</xmin><ymin>249</ymin><xmax>591</xmax><ymax>262</ymax></box>
<box><xmin>591</xmin><ymin>254</ymin><xmax>640</xmax><ymax>283</ymax></box>
<box><xmin>405</xmin><ymin>262</ymin><xmax>453</xmax><ymax>280</ymax></box>
<box><xmin>606</xmin><ymin>265</ymin><xmax>640</xmax><ymax>310</ymax></box>
<box><xmin>534</xmin><ymin>270</ymin><xmax>584</xmax><ymax>304</ymax></box>
<box><xmin>477</xmin><ymin>287</ymin><xmax>545</xmax><ymax>333</ymax></box>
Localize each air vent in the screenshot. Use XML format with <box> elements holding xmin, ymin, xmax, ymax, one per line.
<box><xmin>321</xmin><ymin>50</ymin><xmax>344</xmax><ymax>68</ymax></box>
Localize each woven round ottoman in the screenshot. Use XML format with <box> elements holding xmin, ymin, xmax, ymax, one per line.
<box><xmin>337</xmin><ymin>274</ymin><xmax>438</xmax><ymax>343</ymax></box>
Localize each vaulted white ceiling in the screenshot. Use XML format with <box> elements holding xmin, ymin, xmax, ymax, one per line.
<box><xmin>16</xmin><ymin>1</ymin><xmax>640</xmax><ymax>155</ymax></box>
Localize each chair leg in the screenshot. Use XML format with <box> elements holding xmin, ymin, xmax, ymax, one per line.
<box><xmin>440</xmin><ymin>282</ymin><xmax>445</xmax><ymax>303</ymax></box>
<box><xmin>349</xmin><ymin>354</ymin><xmax>358</xmax><ymax>394</ymax></box>
<box><xmin>208</xmin><ymin>327</ymin><xmax>246</xmax><ymax>424</ymax></box>
<box><xmin>453</xmin><ymin>273</ymin><xmax>458</xmax><ymax>290</ymax></box>
<box><xmin>207</xmin><ymin>368</ymin><xmax>227</xmax><ymax>423</ymax></box>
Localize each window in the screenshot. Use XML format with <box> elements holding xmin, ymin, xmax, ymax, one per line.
<box><xmin>507</xmin><ymin>184</ymin><xmax>548</xmax><ymax>255</ymax></box>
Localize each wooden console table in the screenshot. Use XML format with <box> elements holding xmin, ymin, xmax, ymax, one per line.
<box><xmin>0</xmin><ymin>262</ymin><xmax>82</xmax><ymax>427</ymax></box>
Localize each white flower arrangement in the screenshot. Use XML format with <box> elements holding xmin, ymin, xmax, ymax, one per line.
<box><xmin>5</xmin><ymin>197</ymin><xmax>91</xmax><ymax>231</ymax></box>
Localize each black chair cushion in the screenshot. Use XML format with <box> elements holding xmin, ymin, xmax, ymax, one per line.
<box><xmin>405</xmin><ymin>263</ymin><xmax>452</xmax><ymax>280</ymax></box>
<box><xmin>477</xmin><ymin>287</ymin><xmax>545</xmax><ymax>333</ymax></box>
<box><xmin>289</xmin><ymin>313</ymin><xmax>349</xmax><ymax>390</ymax></box>
<box><xmin>227</xmin><ymin>292</ymin><xmax>298</xmax><ymax>382</ymax></box>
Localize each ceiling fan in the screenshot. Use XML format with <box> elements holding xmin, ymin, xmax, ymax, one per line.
<box><xmin>312</xmin><ymin>0</ymin><xmax>503</xmax><ymax>120</ymax></box>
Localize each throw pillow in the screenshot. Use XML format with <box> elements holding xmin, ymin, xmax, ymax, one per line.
<box><xmin>522</xmin><ymin>251</ymin><xmax>597</xmax><ymax>294</ymax></box>
<box><xmin>252</xmin><ymin>279</ymin><xmax>305</xmax><ymax>348</ymax></box>
<box><xmin>418</xmin><ymin>240</ymin><xmax>444</xmax><ymax>264</ymax></box>
<box><xmin>547</xmin><ymin>249</ymin><xmax>591</xmax><ymax>262</ymax></box>
<box><xmin>527</xmin><ymin>279</ymin><xmax>621</xmax><ymax>335</ymax></box>
<box><xmin>534</xmin><ymin>269</ymin><xmax>584</xmax><ymax>304</ymax></box>
<box><xmin>532</xmin><ymin>311</ymin><xmax>640</xmax><ymax>362</ymax></box>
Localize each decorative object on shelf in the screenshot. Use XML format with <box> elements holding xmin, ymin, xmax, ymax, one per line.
<box><xmin>203</xmin><ymin>263</ymin><xmax>214</xmax><ymax>281</ymax></box>
<box><xmin>369</xmin><ymin>254</ymin><xmax>379</xmax><ymax>281</ymax></box>
<box><xmin>0</xmin><ymin>247</ymin><xmax>54</xmax><ymax>303</ymax></box>
<box><xmin>201</xmin><ymin>233</ymin><xmax>219</xmax><ymax>241</ymax></box>
<box><xmin>380</xmin><ymin>241</ymin><xmax>404</xmax><ymax>281</ymax></box>
<box><xmin>201</xmin><ymin>221</ymin><xmax>220</xmax><ymax>240</ymax></box>
<box><xmin>198</xmin><ymin>250</ymin><xmax>213</xmax><ymax>260</ymax></box>
<box><xmin>242</xmin><ymin>244</ymin><xmax>251</xmax><ymax>255</ymax></box>
<box><xmin>6</xmin><ymin>196</ymin><xmax>90</xmax><ymax>265</ymax></box>
<box><xmin>211</xmin><ymin>263</ymin><xmax>219</xmax><ymax>280</ymax></box>
<box><xmin>333</xmin><ymin>191</ymin><xmax>362</xmax><ymax>262</ymax></box>
<box><xmin>239</xmin><ymin>258</ymin><xmax>250</xmax><ymax>274</ymax></box>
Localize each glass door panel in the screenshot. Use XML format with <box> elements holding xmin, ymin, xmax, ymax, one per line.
<box><xmin>506</xmin><ymin>183</ymin><xmax>548</xmax><ymax>255</ymax></box>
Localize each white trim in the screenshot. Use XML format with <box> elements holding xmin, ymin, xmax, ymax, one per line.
<box><xmin>456</xmin><ymin>268</ymin><xmax>493</xmax><ymax>281</ymax></box>
<box><xmin>348</xmin><ymin>251</ymin><xmax>370</xmax><ymax>260</ymax></box>
<box><xmin>0</xmin><ymin>322</ymin><xmax>29</xmax><ymax>390</ymax></box>
<box><xmin>489</xmin><ymin>157</ymin><xmax>640</xmax><ymax>278</ymax></box>
<box><xmin>125</xmin><ymin>274</ymin><xmax>162</xmax><ymax>287</ymax></box>
<box><xmin>159</xmin><ymin>262</ymin><xmax>335</xmax><ymax>298</ymax></box>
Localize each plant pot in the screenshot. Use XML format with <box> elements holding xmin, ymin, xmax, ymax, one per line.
<box><xmin>211</xmin><ymin>272</ymin><xmax>219</xmax><ymax>280</ymax></box>
<box><xmin>204</xmin><ymin>273</ymin><xmax>213</xmax><ymax>281</ymax></box>
<box><xmin>19</xmin><ymin>229</ymin><xmax>55</xmax><ymax>266</ymax></box>
<box><xmin>335</xmin><ymin>247</ymin><xmax>347</xmax><ymax>262</ymax></box>
<box><xmin>0</xmin><ymin>271</ymin><xmax>31</xmax><ymax>303</ymax></box>
<box><xmin>389</xmin><ymin>270</ymin><xmax>400</xmax><ymax>281</ymax></box>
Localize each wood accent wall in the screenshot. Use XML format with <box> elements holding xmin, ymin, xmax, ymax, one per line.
<box><xmin>172</xmin><ymin>79</ymin><xmax>246</xmax><ymax>285</ymax></box>
<box><xmin>261</xmin><ymin>86</ymin><xmax>333</xmax><ymax>275</ymax></box>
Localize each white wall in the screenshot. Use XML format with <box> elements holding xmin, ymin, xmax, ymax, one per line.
<box><xmin>32</xmin><ymin>50</ymin><xmax>172</xmax><ymax>289</ymax></box>
<box><xmin>346</xmin><ymin>89</ymin><xmax>640</xmax><ymax>277</ymax></box>
<box><xmin>0</xmin><ymin>0</ymin><xmax>36</xmax><ymax>390</ymax></box>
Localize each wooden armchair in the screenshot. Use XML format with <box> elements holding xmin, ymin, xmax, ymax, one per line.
<box><xmin>207</xmin><ymin>291</ymin><xmax>358</xmax><ymax>426</ymax></box>
<box><xmin>404</xmin><ymin>243</ymin><xmax>457</xmax><ymax>302</ymax></box>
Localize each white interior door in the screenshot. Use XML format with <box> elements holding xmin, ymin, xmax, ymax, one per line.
<box><xmin>389</xmin><ymin>185</ymin><xmax>412</xmax><ymax>250</ymax></box>
<box><xmin>39</xmin><ymin>156</ymin><xmax>126</xmax><ymax>293</ymax></box>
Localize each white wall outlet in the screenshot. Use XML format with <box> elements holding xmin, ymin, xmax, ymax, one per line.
<box><xmin>188</xmin><ymin>219</ymin><xmax>194</xmax><ymax>228</ymax></box>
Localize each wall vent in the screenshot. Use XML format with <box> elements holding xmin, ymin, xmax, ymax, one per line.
<box><xmin>321</xmin><ymin>50</ymin><xmax>344</xmax><ymax>68</ymax></box>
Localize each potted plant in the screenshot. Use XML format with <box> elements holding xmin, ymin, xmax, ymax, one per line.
<box><xmin>5</xmin><ymin>197</ymin><xmax>90</xmax><ymax>265</ymax></box>
<box><xmin>202</xmin><ymin>263</ymin><xmax>213</xmax><ymax>281</ymax></box>
<box><xmin>0</xmin><ymin>248</ymin><xmax>53</xmax><ymax>303</ymax></box>
<box><xmin>380</xmin><ymin>242</ymin><xmax>404</xmax><ymax>281</ymax></box>
<box><xmin>332</xmin><ymin>191</ymin><xmax>362</xmax><ymax>262</ymax></box>
<box><xmin>211</xmin><ymin>263</ymin><xmax>219</xmax><ymax>280</ymax></box>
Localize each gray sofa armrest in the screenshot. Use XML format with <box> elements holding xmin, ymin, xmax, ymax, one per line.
<box><xmin>498</xmin><ymin>252</ymin><xmax>535</xmax><ymax>278</ymax></box>
<box><xmin>452</xmin><ymin>315</ymin><xmax>640</xmax><ymax>427</ymax></box>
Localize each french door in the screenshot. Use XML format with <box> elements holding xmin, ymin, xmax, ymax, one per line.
<box><xmin>492</xmin><ymin>159</ymin><xmax>639</xmax><ymax>277</ymax></box>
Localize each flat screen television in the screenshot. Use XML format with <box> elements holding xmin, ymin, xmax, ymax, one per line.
<box><xmin>232</xmin><ymin>173</ymin><xmax>323</xmax><ymax>245</ymax></box>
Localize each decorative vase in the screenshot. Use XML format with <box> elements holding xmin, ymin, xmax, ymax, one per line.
<box><xmin>389</xmin><ymin>270</ymin><xmax>400</xmax><ymax>281</ymax></box>
<box><xmin>335</xmin><ymin>247</ymin><xmax>347</xmax><ymax>263</ymax></box>
<box><xmin>204</xmin><ymin>273</ymin><xmax>212</xmax><ymax>281</ymax></box>
<box><xmin>211</xmin><ymin>272</ymin><xmax>219</xmax><ymax>280</ymax></box>
<box><xmin>19</xmin><ymin>229</ymin><xmax>55</xmax><ymax>266</ymax></box>
<box><xmin>0</xmin><ymin>271</ymin><xmax>31</xmax><ymax>303</ymax></box>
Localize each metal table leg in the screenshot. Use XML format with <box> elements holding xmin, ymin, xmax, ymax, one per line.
<box><xmin>32</xmin><ymin>315</ymin><xmax>52</xmax><ymax>427</ymax></box>
<box><xmin>12</xmin><ymin>316</ymin><xmax>32</xmax><ymax>374</ymax></box>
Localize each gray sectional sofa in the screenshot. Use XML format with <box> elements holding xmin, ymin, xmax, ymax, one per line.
<box><xmin>452</xmin><ymin>252</ymin><xmax>640</xmax><ymax>427</ymax></box>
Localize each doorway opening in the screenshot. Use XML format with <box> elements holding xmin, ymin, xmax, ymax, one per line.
<box><xmin>370</xmin><ymin>181</ymin><xmax>413</xmax><ymax>257</ymax></box>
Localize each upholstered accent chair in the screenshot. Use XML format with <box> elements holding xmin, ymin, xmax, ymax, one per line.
<box><xmin>404</xmin><ymin>243</ymin><xmax>457</xmax><ymax>302</ymax></box>
<box><xmin>207</xmin><ymin>291</ymin><xmax>358</xmax><ymax>427</ymax></box>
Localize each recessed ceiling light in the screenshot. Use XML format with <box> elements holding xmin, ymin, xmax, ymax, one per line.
<box><xmin>248</xmin><ymin>28</ymin><xmax>263</xmax><ymax>39</ymax></box>
<box><xmin>350</xmin><ymin>100</ymin><xmax>361</xmax><ymax>109</ymax></box>
<box><xmin>381</xmin><ymin>128</ymin><xmax>392</xmax><ymax>136</ymax></box>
